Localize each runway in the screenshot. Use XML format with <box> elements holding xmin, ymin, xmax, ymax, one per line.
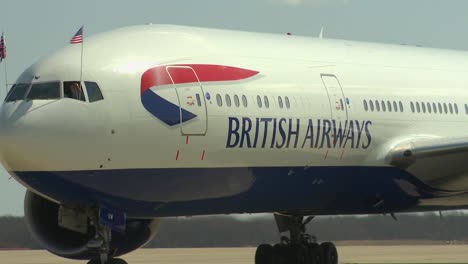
<box><xmin>1</xmin><ymin>246</ymin><xmax>468</xmax><ymax>264</ymax></box>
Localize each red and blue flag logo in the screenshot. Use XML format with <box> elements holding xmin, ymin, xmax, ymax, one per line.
<box><xmin>140</xmin><ymin>64</ymin><xmax>259</xmax><ymax>126</ymax></box>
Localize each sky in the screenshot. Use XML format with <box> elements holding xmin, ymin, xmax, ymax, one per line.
<box><xmin>1</xmin><ymin>0</ymin><xmax>468</xmax><ymax>215</ymax></box>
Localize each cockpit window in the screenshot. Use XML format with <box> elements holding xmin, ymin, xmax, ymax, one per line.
<box><xmin>84</xmin><ymin>81</ymin><xmax>104</xmax><ymax>102</ymax></box>
<box><xmin>5</xmin><ymin>83</ymin><xmax>31</xmax><ymax>102</ymax></box>
<box><xmin>26</xmin><ymin>82</ymin><xmax>61</xmax><ymax>100</ymax></box>
<box><xmin>64</xmin><ymin>81</ymin><xmax>85</xmax><ymax>101</ymax></box>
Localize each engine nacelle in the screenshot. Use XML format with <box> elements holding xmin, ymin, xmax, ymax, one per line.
<box><xmin>24</xmin><ymin>190</ymin><xmax>160</xmax><ymax>260</ymax></box>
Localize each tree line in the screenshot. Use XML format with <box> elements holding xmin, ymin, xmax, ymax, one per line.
<box><xmin>2</xmin><ymin>212</ymin><xmax>468</xmax><ymax>249</ymax></box>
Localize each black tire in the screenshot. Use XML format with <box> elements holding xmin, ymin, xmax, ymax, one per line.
<box><xmin>321</xmin><ymin>242</ymin><xmax>338</xmax><ymax>264</ymax></box>
<box><xmin>110</xmin><ymin>258</ymin><xmax>128</xmax><ymax>264</ymax></box>
<box><xmin>308</xmin><ymin>243</ymin><xmax>322</xmax><ymax>264</ymax></box>
<box><xmin>87</xmin><ymin>258</ymin><xmax>128</xmax><ymax>264</ymax></box>
<box><xmin>87</xmin><ymin>259</ymin><xmax>100</xmax><ymax>264</ymax></box>
<box><xmin>284</xmin><ymin>244</ymin><xmax>305</xmax><ymax>264</ymax></box>
<box><xmin>256</xmin><ymin>244</ymin><xmax>274</xmax><ymax>264</ymax></box>
<box><xmin>273</xmin><ymin>243</ymin><xmax>289</xmax><ymax>264</ymax></box>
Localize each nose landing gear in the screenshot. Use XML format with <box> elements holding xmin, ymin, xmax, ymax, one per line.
<box><xmin>255</xmin><ymin>214</ymin><xmax>338</xmax><ymax>264</ymax></box>
<box><xmin>85</xmin><ymin>209</ymin><xmax>129</xmax><ymax>264</ymax></box>
<box><xmin>86</xmin><ymin>227</ymin><xmax>127</xmax><ymax>264</ymax></box>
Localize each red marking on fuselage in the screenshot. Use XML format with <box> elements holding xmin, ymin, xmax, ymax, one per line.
<box><xmin>201</xmin><ymin>150</ymin><xmax>206</xmax><ymax>160</ymax></box>
<box><xmin>176</xmin><ymin>150</ymin><xmax>180</xmax><ymax>160</ymax></box>
<box><xmin>141</xmin><ymin>64</ymin><xmax>259</xmax><ymax>95</ymax></box>
<box><xmin>324</xmin><ymin>150</ymin><xmax>329</xmax><ymax>159</ymax></box>
<box><xmin>186</xmin><ymin>136</ymin><xmax>189</xmax><ymax>145</ymax></box>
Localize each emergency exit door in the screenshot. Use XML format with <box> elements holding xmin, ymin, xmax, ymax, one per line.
<box><xmin>167</xmin><ymin>66</ymin><xmax>208</xmax><ymax>135</ymax></box>
<box><xmin>321</xmin><ymin>74</ymin><xmax>348</xmax><ymax>121</ymax></box>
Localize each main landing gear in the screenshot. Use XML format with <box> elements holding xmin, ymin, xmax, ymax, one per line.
<box><xmin>255</xmin><ymin>214</ymin><xmax>338</xmax><ymax>264</ymax></box>
<box><xmin>86</xmin><ymin>212</ymin><xmax>127</xmax><ymax>264</ymax></box>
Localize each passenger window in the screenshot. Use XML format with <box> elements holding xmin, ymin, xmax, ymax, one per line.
<box><xmin>5</xmin><ymin>83</ymin><xmax>30</xmax><ymax>102</ymax></box>
<box><xmin>279</xmin><ymin>97</ymin><xmax>284</xmax><ymax>109</ymax></box>
<box><xmin>427</xmin><ymin>103</ymin><xmax>431</xmax><ymax>113</ymax></box>
<box><xmin>399</xmin><ymin>101</ymin><xmax>404</xmax><ymax>112</ymax></box>
<box><xmin>387</xmin><ymin>101</ymin><xmax>392</xmax><ymax>112</ymax></box>
<box><xmin>369</xmin><ymin>100</ymin><xmax>374</xmax><ymax>111</ymax></box>
<box><xmin>195</xmin><ymin>94</ymin><xmax>202</xmax><ymax>107</ymax></box>
<box><xmin>216</xmin><ymin>94</ymin><xmax>222</xmax><ymax>106</ymax></box>
<box><xmin>363</xmin><ymin>100</ymin><xmax>368</xmax><ymax>111</ymax></box>
<box><xmin>375</xmin><ymin>100</ymin><xmax>380</xmax><ymax>112</ymax></box>
<box><xmin>393</xmin><ymin>101</ymin><xmax>398</xmax><ymax>112</ymax></box>
<box><xmin>410</xmin><ymin>102</ymin><xmax>415</xmax><ymax>113</ymax></box>
<box><xmin>27</xmin><ymin>82</ymin><xmax>61</xmax><ymax>100</ymax></box>
<box><xmin>381</xmin><ymin>100</ymin><xmax>386</xmax><ymax>112</ymax></box>
<box><xmin>264</xmin><ymin>96</ymin><xmax>269</xmax><ymax>108</ymax></box>
<box><xmin>226</xmin><ymin>94</ymin><xmax>232</xmax><ymax>107</ymax></box>
<box><xmin>64</xmin><ymin>81</ymin><xmax>85</xmax><ymax>101</ymax></box>
<box><xmin>257</xmin><ymin>96</ymin><xmax>262</xmax><ymax>108</ymax></box>
<box><xmin>455</xmin><ymin>104</ymin><xmax>459</xmax><ymax>114</ymax></box>
<box><xmin>438</xmin><ymin>103</ymin><xmax>443</xmax><ymax>114</ymax></box>
<box><xmin>444</xmin><ymin>103</ymin><xmax>448</xmax><ymax>114</ymax></box>
<box><xmin>234</xmin><ymin>95</ymin><xmax>240</xmax><ymax>107</ymax></box>
<box><xmin>421</xmin><ymin>102</ymin><xmax>426</xmax><ymax>113</ymax></box>
<box><xmin>285</xmin><ymin>97</ymin><xmax>290</xmax><ymax>109</ymax></box>
<box><xmin>416</xmin><ymin>102</ymin><xmax>420</xmax><ymax>113</ymax></box>
<box><xmin>84</xmin><ymin>81</ymin><xmax>104</xmax><ymax>102</ymax></box>
<box><xmin>242</xmin><ymin>95</ymin><xmax>248</xmax><ymax>107</ymax></box>
<box><xmin>449</xmin><ymin>103</ymin><xmax>453</xmax><ymax>114</ymax></box>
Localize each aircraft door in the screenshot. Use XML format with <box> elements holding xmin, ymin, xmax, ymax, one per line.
<box><xmin>321</xmin><ymin>74</ymin><xmax>348</xmax><ymax>121</ymax></box>
<box><xmin>166</xmin><ymin>66</ymin><xmax>207</xmax><ymax>135</ymax></box>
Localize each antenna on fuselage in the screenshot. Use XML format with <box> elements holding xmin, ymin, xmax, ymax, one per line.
<box><xmin>318</xmin><ymin>26</ymin><xmax>324</xmax><ymax>39</ymax></box>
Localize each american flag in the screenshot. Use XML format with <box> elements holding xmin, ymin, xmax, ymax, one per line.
<box><xmin>70</xmin><ymin>26</ymin><xmax>83</xmax><ymax>44</ymax></box>
<box><xmin>0</xmin><ymin>32</ymin><xmax>5</xmax><ymax>62</ymax></box>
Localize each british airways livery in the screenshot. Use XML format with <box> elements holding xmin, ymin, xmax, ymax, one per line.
<box><xmin>1</xmin><ymin>24</ymin><xmax>468</xmax><ymax>264</ymax></box>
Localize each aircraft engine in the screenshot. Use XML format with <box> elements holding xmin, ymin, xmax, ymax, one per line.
<box><xmin>24</xmin><ymin>190</ymin><xmax>160</xmax><ymax>260</ymax></box>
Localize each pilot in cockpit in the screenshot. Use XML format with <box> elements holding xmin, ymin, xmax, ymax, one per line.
<box><xmin>64</xmin><ymin>81</ymin><xmax>85</xmax><ymax>101</ymax></box>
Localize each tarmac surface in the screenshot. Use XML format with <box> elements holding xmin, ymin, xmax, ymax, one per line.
<box><xmin>1</xmin><ymin>246</ymin><xmax>468</xmax><ymax>264</ymax></box>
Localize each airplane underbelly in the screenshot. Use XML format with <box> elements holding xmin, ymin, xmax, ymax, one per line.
<box><xmin>11</xmin><ymin>166</ymin><xmax>454</xmax><ymax>217</ymax></box>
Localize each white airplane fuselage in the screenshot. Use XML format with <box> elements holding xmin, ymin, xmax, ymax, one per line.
<box><xmin>2</xmin><ymin>25</ymin><xmax>468</xmax><ymax>218</ymax></box>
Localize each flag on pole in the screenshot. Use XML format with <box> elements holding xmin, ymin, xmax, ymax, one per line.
<box><xmin>0</xmin><ymin>32</ymin><xmax>6</xmax><ymax>62</ymax></box>
<box><xmin>70</xmin><ymin>26</ymin><xmax>83</xmax><ymax>44</ymax></box>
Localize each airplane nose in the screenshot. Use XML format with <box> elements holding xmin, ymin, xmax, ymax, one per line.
<box><xmin>0</xmin><ymin>100</ymin><xmax>54</xmax><ymax>172</ymax></box>
<box><xmin>0</xmin><ymin>98</ymin><xmax>111</xmax><ymax>173</ymax></box>
<box><xmin>0</xmin><ymin>98</ymin><xmax>59</xmax><ymax>172</ymax></box>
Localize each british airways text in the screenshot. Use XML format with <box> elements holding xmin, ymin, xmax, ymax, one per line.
<box><xmin>226</xmin><ymin>117</ymin><xmax>372</xmax><ymax>149</ymax></box>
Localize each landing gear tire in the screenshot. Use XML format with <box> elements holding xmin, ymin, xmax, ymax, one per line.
<box><xmin>87</xmin><ymin>258</ymin><xmax>128</xmax><ymax>264</ymax></box>
<box><xmin>321</xmin><ymin>242</ymin><xmax>338</xmax><ymax>264</ymax></box>
<box><xmin>272</xmin><ymin>243</ymin><xmax>290</xmax><ymax>264</ymax></box>
<box><xmin>255</xmin><ymin>244</ymin><xmax>273</xmax><ymax>264</ymax></box>
<box><xmin>87</xmin><ymin>259</ymin><xmax>99</xmax><ymax>264</ymax></box>
<box><xmin>255</xmin><ymin>241</ymin><xmax>331</xmax><ymax>264</ymax></box>
<box><xmin>290</xmin><ymin>244</ymin><xmax>308</xmax><ymax>264</ymax></box>
<box><xmin>110</xmin><ymin>258</ymin><xmax>128</xmax><ymax>264</ymax></box>
<box><xmin>307</xmin><ymin>243</ymin><xmax>322</xmax><ymax>264</ymax></box>
<box><xmin>254</xmin><ymin>214</ymin><xmax>339</xmax><ymax>264</ymax></box>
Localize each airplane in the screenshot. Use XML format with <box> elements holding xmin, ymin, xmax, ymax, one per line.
<box><xmin>1</xmin><ymin>24</ymin><xmax>468</xmax><ymax>264</ymax></box>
